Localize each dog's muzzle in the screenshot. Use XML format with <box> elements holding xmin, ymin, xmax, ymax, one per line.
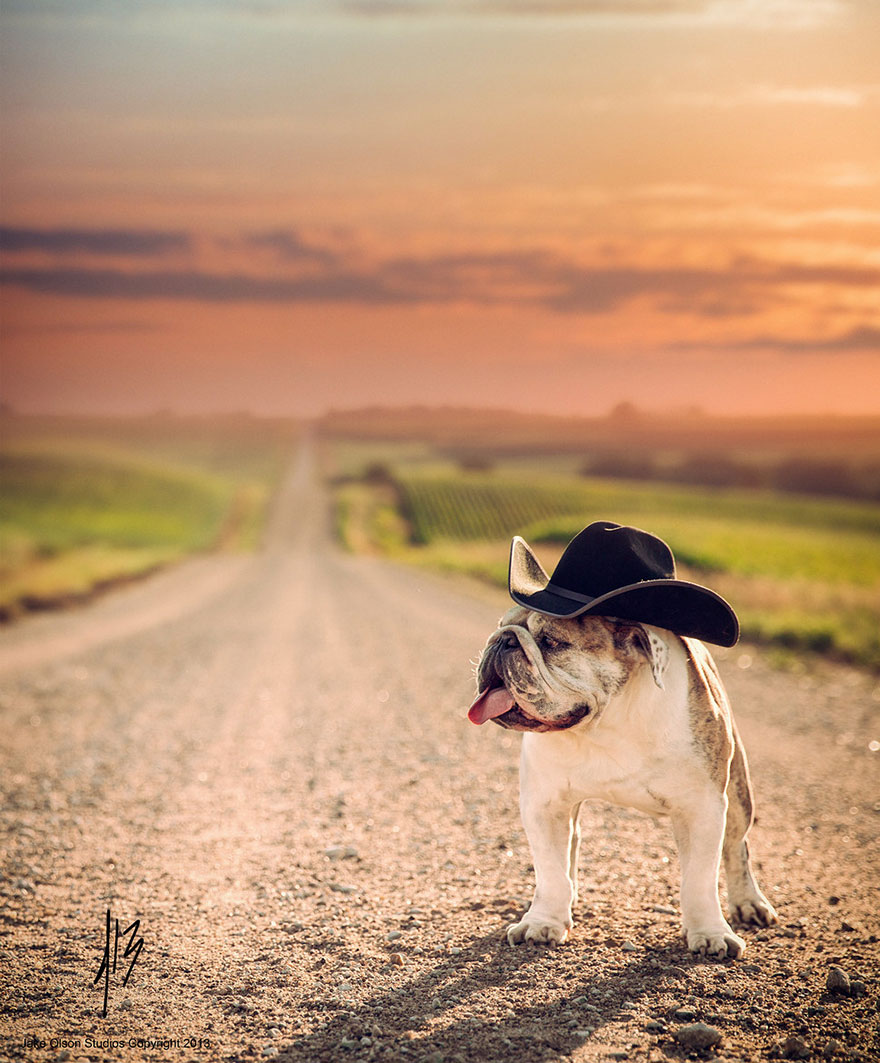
<box><xmin>468</xmin><ymin>629</ymin><xmax>593</xmax><ymax>732</ymax></box>
<box><xmin>468</xmin><ymin>635</ymin><xmax>516</xmax><ymax>725</ymax></box>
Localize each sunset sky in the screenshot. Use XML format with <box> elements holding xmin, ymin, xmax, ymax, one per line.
<box><xmin>1</xmin><ymin>0</ymin><xmax>879</xmax><ymax>417</ymax></box>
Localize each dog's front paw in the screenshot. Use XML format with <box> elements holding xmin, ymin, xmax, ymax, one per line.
<box><xmin>731</xmin><ymin>893</ymin><xmax>778</xmax><ymax>928</ymax></box>
<box><xmin>507</xmin><ymin>913</ymin><xmax>570</xmax><ymax>947</ymax></box>
<box><xmin>686</xmin><ymin>925</ymin><xmax>746</xmax><ymax>960</ymax></box>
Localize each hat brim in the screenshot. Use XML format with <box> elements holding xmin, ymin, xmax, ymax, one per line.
<box><xmin>508</xmin><ymin>536</ymin><xmax>740</xmax><ymax>647</ymax></box>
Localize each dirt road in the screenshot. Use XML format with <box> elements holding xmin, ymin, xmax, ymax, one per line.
<box><xmin>1</xmin><ymin>439</ymin><xmax>877</xmax><ymax>1063</ymax></box>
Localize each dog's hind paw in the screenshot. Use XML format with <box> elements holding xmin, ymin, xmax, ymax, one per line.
<box><xmin>731</xmin><ymin>894</ymin><xmax>778</xmax><ymax>928</ymax></box>
<box><xmin>507</xmin><ymin>915</ymin><xmax>570</xmax><ymax>946</ymax></box>
<box><xmin>686</xmin><ymin>925</ymin><xmax>746</xmax><ymax>960</ymax></box>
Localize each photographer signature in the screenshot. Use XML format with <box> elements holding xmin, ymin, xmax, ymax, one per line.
<box><xmin>93</xmin><ymin>908</ymin><xmax>144</xmax><ymax>1017</ymax></box>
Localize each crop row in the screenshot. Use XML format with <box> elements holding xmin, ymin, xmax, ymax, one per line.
<box><xmin>398</xmin><ymin>477</ymin><xmax>592</xmax><ymax>543</ymax></box>
<box><xmin>393</xmin><ymin>471</ymin><xmax>880</xmax><ymax>587</ymax></box>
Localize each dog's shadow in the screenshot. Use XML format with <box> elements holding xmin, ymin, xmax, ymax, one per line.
<box><xmin>275</xmin><ymin>922</ymin><xmax>726</xmax><ymax>1062</ymax></box>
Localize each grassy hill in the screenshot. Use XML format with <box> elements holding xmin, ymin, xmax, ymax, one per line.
<box><xmin>0</xmin><ymin>414</ymin><xmax>297</xmax><ymax>619</ymax></box>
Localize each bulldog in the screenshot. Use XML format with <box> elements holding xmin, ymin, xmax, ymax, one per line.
<box><xmin>469</xmin><ymin>604</ymin><xmax>779</xmax><ymax>958</ymax></box>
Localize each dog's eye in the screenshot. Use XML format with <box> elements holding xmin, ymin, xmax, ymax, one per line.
<box><xmin>540</xmin><ymin>634</ymin><xmax>562</xmax><ymax>650</ymax></box>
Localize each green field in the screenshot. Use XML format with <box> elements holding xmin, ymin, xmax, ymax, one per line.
<box><xmin>329</xmin><ymin>444</ymin><xmax>880</xmax><ymax>670</ymax></box>
<box><xmin>0</xmin><ymin>415</ymin><xmax>297</xmax><ymax>619</ymax></box>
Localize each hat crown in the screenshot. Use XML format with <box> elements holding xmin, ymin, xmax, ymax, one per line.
<box><xmin>552</xmin><ymin>521</ymin><xmax>675</xmax><ymax>598</ymax></box>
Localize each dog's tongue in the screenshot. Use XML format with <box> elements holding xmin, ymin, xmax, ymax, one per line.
<box><xmin>468</xmin><ymin>686</ymin><xmax>516</xmax><ymax>725</ymax></box>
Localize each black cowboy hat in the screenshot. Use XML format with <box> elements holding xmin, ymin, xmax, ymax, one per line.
<box><xmin>508</xmin><ymin>520</ymin><xmax>739</xmax><ymax>647</ymax></box>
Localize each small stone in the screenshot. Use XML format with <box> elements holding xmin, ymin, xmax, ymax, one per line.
<box><xmin>621</xmin><ymin>940</ymin><xmax>638</xmax><ymax>952</ymax></box>
<box><xmin>329</xmin><ymin>883</ymin><xmax>357</xmax><ymax>894</ymax></box>
<box><xmin>386</xmin><ymin>930</ymin><xmax>402</xmax><ymax>941</ymax></box>
<box><xmin>674</xmin><ymin>1007</ymin><xmax>697</xmax><ymax>1021</ymax></box>
<box><xmin>266</xmin><ymin>1027</ymin><xmax>281</xmax><ymax>1038</ymax></box>
<box><xmin>646</xmin><ymin>1020</ymin><xmax>666</xmax><ymax>1033</ymax></box>
<box><xmin>390</xmin><ymin>952</ymin><xmax>405</xmax><ymax>966</ymax></box>
<box><xmin>850</xmin><ymin>979</ymin><xmax>867</xmax><ymax>998</ymax></box>
<box><xmin>652</xmin><ymin>904</ymin><xmax>677</xmax><ymax>915</ymax></box>
<box><xmin>325</xmin><ymin>845</ymin><xmax>359</xmax><ymax>861</ymax></box>
<box><xmin>826</xmin><ymin>966</ymin><xmax>851</xmax><ymax>994</ymax></box>
<box><xmin>823</xmin><ymin>1040</ymin><xmax>843</xmax><ymax>1058</ymax></box>
<box><xmin>777</xmin><ymin>1035</ymin><xmax>811</xmax><ymax>1060</ymax></box>
<box><xmin>674</xmin><ymin>1022</ymin><xmax>723</xmax><ymax>1051</ymax></box>
<box><xmin>260</xmin><ymin>1047</ymin><xmax>279</xmax><ymax>1058</ymax></box>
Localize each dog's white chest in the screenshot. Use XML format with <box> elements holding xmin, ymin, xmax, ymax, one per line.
<box><xmin>521</xmin><ymin>724</ymin><xmax>681</xmax><ymax>818</ymax></box>
<box><xmin>572</xmin><ymin>746</ymin><xmax>670</xmax><ymax>815</ymax></box>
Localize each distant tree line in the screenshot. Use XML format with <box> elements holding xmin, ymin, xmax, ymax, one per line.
<box><xmin>444</xmin><ymin>449</ymin><xmax>879</xmax><ymax>500</ymax></box>
<box><xmin>444</xmin><ymin>449</ymin><xmax>880</xmax><ymax>499</ymax></box>
<box><xmin>577</xmin><ymin>451</ymin><xmax>880</xmax><ymax>501</ymax></box>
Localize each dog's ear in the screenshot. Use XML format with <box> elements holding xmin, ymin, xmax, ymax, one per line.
<box><xmin>500</xmin><ymin>604</ymin><xmax>531</xmax><ymax>628</ymax></box>
<box><xmin>620</xmin><ymin>623</ymin><xmax>669</xmax><ymax>689</ymax></box>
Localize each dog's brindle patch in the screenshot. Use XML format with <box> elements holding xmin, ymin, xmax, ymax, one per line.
<box><xmin>530</xmin><ymin>614</ymin><xmax>632</xmax><ymax>707</ymax></box>
<box><xmin>683</xmin><ymin>636</ymin><xmax>734</xmax><ymax>787</ymax></box>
